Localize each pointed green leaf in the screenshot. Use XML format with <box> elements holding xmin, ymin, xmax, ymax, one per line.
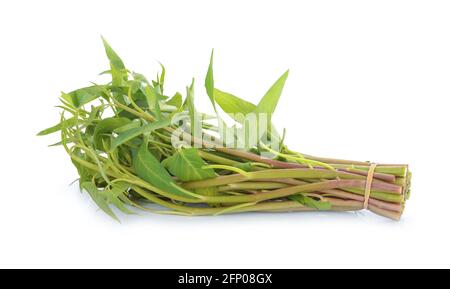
<box><xmin>111</xmin><ymin>118</ymin><xmax>171</xmax><ymax>150</ymax></box>
<box><xmin>93</xmin><ymin>117</ymin><xmax>131</xmax><ymax>149</ymax></box>
<box><xmin>101</xmin><ymin>37</ymin><xmax>126</xmax><ymax>70</ymax></box>
<box><xmin>102</xmin><ymin>183</ymin><xmax>135</xmax><ymax>215</ymax></box>
<box><xmin>158</xmin><ymin>63</ymin><xmax>166</xmax><ymax>94</ymax></box>
<box><xmin>71</xmin><ymin>148</ymin><xmax>96</xmax><ymax>185</ymax></box>
<box><xmin>143</xmin><ymin>85</ymin><xmax>162</xmax><ymax>119</ymax></box>
<box><xmin>204</xmin><ymin>49</ymin><xmax>216</xmax><ymax>110</ymax></box>
<box><xmin>213</xmin><ymin>70</ymin><xmax>289</xmax><ymax>121</ymax></box>
<box><xmin>61</xmin><ymin>85</ymin><xmax>107</xmax><ymax>108</ymax></box>
<box><xmin>203</xmin><ymin>50</ymin><xmax>230</xmax><ymax>142</ymax></box>
<box><xmin>254</xmin><ymin>70</ymin><xmax>289</xmax><ymax>115</ymax></box>
<box><xmin>114</xmin><ymin>119</ymin><xmax>141</xmax><ymax>134</ymax></box>
<box><xmin>133</xmin><ymin>143</ymin><xmax>196</xmax><ymax>199</ymax></box>
<box><xmin>166</xmin><ymin>92</ymin><xmax>183</xmax><ymax>108</ymax></box>
<box><xmin>101</xmin><ymin>37</ymin><xmax>128</xmax><ymax>86</ymax></box>
<box><xmin>114</xmin><ymin>120</ymin><xmax>141</xmax><ymax>133</ymax></box>
<box><xmin>214</xmin><ymin>88</ymin><xmax>256</xmax><ymax>123</ymax></box>
<box><xmin>37</xmin><ymin>117</ymin><xmax>77</xmax><ymax>136</ymax></box>
<box><xmin>82</xmin><ymin>182</ymin><xmax>119</xmax><ymax>221</ymax></box>
<box><xmin>214</xmin><ymin>88</ymin><xmax>281</xmax><ymax>146</ymax></box>
<box><xmin>184</xmin><ymin>79</ymin><xmax>201</xmax><ymax>137</ymax></box>
<box><xmin>162</xmin><ymin>148</ymin><xmax>216</xmax><ymax>182</ymax></box>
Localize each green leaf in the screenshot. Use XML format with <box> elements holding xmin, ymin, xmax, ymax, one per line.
<box><xmin>214</xmin><ymin>88</ymin><xmax>281</xmax><ymax>146</ymax></box>
<box><xmin>184</xmin><ymin>79</ymin><xmax>201</xmax><ymax>136</ymax></box>
<box><xmin>229</xmin><ymin>70</ymin><xmax>289</xmax><ymax>146</ymax></box>
<box><xmin>114</xmin><ymin>120</ymin><xmax>141</xmax><ymax>133</ymax></box>
<box><xmin>81</xmin><ymin>182</ymin><xmax>119</xmax><ymax>221</ymax></box>
<box><xmin>162</xmin><ymin>148</ymin><xmax>216</xmax><ymax>182</ymax></box>
<box><xmin>61</xmin><ymin>85</ymin><xmax>107</xmax><ymax>108</ymax></box>
<box><xmin>133</xmin><ymin>143</ymin><xmax>196</xmax><ymax>199</ymax></box>
<box><xmin>143</xmin><ymin>85</ymin><xmax>162</xmax><ymax>119</ymax></box>
<box><xmin>37</xmin><ymin>117</ymin><xmax>76</xmax><ymax>136</ymax></box>
<box><xmin>102</xmin><ymin>183</ymin><xmax>135</xmax><ymax>215</ymax></box>
<box><xmin>86</xmin><ymin>105</ymin><xmax>102</xmax><ymax>125</ymax></box>
<box><xmin>111</xmin><ymin>118</ymin><xmax>171</xmax><ymax>150</ymax></box>
<box><xmin>71</xmin><ymin>147</ymin><xmax>95</xmax><ymax>185</ymax></box>
<box><xmin>254</xmin><ymin>70</ymin><xmax>289</xmax><ymax>115</ymax></box>
<box><xmin>101</xmin><ymin>36</ymin><xmax>126</xmax><ymax>70</ymax></box>
<box><xmin>93</xmin><ymin>117</ymin><xmax>131</xmax><ymax>149</ymax></box>
<box><xmin>158</xmin><ymin>63</ymin><xmax>166</xmax><ymax>94</ymax></box>
<box><xmin>204</xmin><ymin>51</ymin><xmax>229</xmax><ymax>122</ymax></box>
<box><xmin>203</xmin><ymin>51</ymin><xmax>230</xmax><ymax>141</ymax></box>
<box><xmin>132</xmin><ymin>71</ymin><xmax>148</xmax><ymax>83</ymax></box>
<box><xmin>214</xmin><ymin>70</ymin><xmax>288</xmax><ymax>122</ymax></box>
<box><xmin>204</xmin><ymin>49</ymin><xmax>216</xmax><ymax>110</ymax></box>
<box><xmin>289</xmin><ymin>194</ymin><xmax>332</xmax><ymax>211</ymax></box>
<box><xmin>214</xmin><ymin>88</ymin><xmax>256</xmax><ymax>123</ymax></box>
<box><xmin>166</xmin><ymin>92</ymin><xmax>183</xmax><ymax>108</ymax></box>
<box><xmin>101</xmin><ymin>37</ymin><xmax>128</xmax><ymax>86</ymax></box>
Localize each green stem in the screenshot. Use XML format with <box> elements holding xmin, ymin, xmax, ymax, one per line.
<box><xmin>218</xmin><ymin>182</ymin><xmax>289</xmax><ymax>192</ymax></box>
<box><xmin>183</xmin><ymin>169</ymin><xmax>402</xmax><ymax>194</ymax></box>
<box><xmin>198</xmin><ymin>150</ymin><xmax>240</xmax><ymax>166</ymax></box>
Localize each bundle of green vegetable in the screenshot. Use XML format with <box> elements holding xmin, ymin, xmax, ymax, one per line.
<box><xmin>38</xmin><ymin>38</ymin><xmax>411</xmax><ymax>221</ymax></box>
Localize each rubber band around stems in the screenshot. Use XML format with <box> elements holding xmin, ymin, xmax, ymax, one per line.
<box><xmin>363</xmin><ymin>163</ymin><xmax>378</xmax><ymax>209</ymax></box>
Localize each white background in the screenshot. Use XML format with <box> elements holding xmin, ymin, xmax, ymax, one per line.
<box><xmin>1</xmin><ymin>0</ymin><xmax>449</xmax><ymax>268</ymax></box>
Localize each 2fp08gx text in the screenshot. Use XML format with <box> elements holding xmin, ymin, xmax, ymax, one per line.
<box><xmin>222</xmin><ymin>273</ymin><xmax>272</xmax><ymax>284</ymax></box>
